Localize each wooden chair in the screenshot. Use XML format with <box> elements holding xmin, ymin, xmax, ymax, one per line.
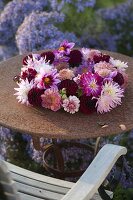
<box><xmin>0</xmin><ymin>144</ymin><xmax>127</xmax><ymax>200</ymax></box>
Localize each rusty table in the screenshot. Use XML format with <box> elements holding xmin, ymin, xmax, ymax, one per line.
<box><xmin>0</xmin><ymin>51</ymin><xmax>133</xmax><ymax>178</ymax></box>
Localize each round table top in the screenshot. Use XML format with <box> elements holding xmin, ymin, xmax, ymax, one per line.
<box><xmin>0</xmin><ymin>51</ymin><xmax>133</xmax><ymax>139</ymax></box>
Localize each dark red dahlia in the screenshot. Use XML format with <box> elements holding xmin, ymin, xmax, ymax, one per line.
<box><xmin>68</xmin><ymin>50</ymin><xmax>83</xmax><ymax>67</ymax></box>
<box><xmin>113</xmin><ymin>72</ymin><xmax>124</xmax><ymax>86</ymax></box>
<box><xmin>41</xmin><ymin>51</ymin><xmax>55</xmax><ymax>64</ymax></box>
<box><xmin>23</xmin><ymin>54</ymin><xmax>33</xmax><ymax>65</ymax></box>
<box><xmin>58</xmin><ymin>79</ymin><xmax>78</xmax><ymax>96</ymax></box>
<box><xmin>21</xmin><ymin>68</ymin><xmax>37</xmax><ymax>82</ymax></box>
<box><xmin>79</xmin><ymin>95</ymin><xmax>97</xmax><ymax>114</ymax></box>
<box><xmin>28</xmin><ymin>88</ymin><xmax>44</xmax><ymax>106</ymax></box>
<box><xmin>93</xmin><ymin>54</ymin><xmax>110</xmax><ymax>63</ymax></box>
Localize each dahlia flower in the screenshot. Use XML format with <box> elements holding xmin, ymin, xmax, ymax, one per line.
<box><xmin>94</xmin><ymin>61</ymin><xmax>114</xmax><ymax>72</ymax></box>
<box><xmin>80</xmin><ymin>95</ymin><xmax>97</xmax><ymax>114</ymax></box>
<box><xmin>28</xmin><ymin>87</ymin><xmax>44</xmax><ymax>106</ymax></box>
<box><xmin>59</xmin><ymin>69</ymin><xmax>74</xmax><ymax>80</ymax></box>
<box><xmin>41</xmin><ymin>51</ymin><xmax>55</xmax><ymax>64</ymax></box>
<box><xmin>21</xmin><ymin>68</ymin><xmax>37</xmax><ymax>82</ymax></box>
<box><xmin>35</xmin><ymin>68</ymin><xmax>60</xmax><ymax>90</ymax></box>
<box><xmin>80</xmin><ymin>72</ymin><xmax>102</xmax><ymax>97</ymax></box>
<box><xmin>82</xmin><ymin>48</ymin><xmax>101</xmax><ymax>60</ymax></box>
<box><xmin>62</xmin><ymin>96</ymin><xmax>80</xmax><ymax>114</ymax></box>
<box><xmin>110</xmin><ymin>57</ymin><xmax>128</xmax><ymax>72</ymax></box>
<box><xmin>58</xmin><ymin>40</ymin><xmax>75</xmax><ymax>55</ymax></box>
<box><xmin>14</xmin><ymin>79</ymin><xmax>34</xmax><ymax>105</ymax></box>
<box><xmin>41</xmin><ymin>88</ymin><xmax>61</xmax><ymax>111</ymax></box>
<box><xmin>96</xmin><ymin>81</ymin><xmax>124</xmax><ymax>113</ymax></box>
<box><xmin>58</xmin><ymin>79</ymin><xmax>78</xmax><ymax>96</ymax></box>
<box><xmin>68</xmin><ymin>50</ymin><xmax>83</xmax><ymax>67</ymax></box>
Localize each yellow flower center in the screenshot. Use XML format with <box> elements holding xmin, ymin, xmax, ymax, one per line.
<box><xmin>59</xmin><ymin>46</ymin><xmax>65</xmax><ymax>51</ymax></box>
<box><xmin>44</xmin><ymin>77</ymin><xmax>51</xmax><ymax>84</ymax></box>
<box><xmin>90</xmin><ymin>81</ymin><xmax>97</xmax><ymax>89</ymax></box>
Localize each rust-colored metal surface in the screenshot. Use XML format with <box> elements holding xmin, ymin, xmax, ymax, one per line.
<box><xmin>0</xmin><ymin>51</ymin><xmax>133</xmax><ymax>139</ymax></box>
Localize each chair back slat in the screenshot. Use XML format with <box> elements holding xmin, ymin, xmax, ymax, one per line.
<box><xmin>0</xmin><ymin>160</ymin><xmax>20</xmax><ymax>200</ymax></box>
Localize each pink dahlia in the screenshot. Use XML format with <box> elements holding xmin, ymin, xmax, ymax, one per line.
<box><xmin>82</xmin><ymin>48</ymin><xmax>101</xmax><ymax>61</ymax></box>
<box><xmin>41</xmin><ymin>88</ymin><xmax>61</xmax><ymax>111</ymax></box>
<box><xmin>62</xmin><ymin>96</ymin><xmax>80</xmax><ymax>114</ymax></box>
<box><xmin>59</xmin><ymin>69</ymin><xmax>74</xmax><ymax>80</ymax></box>
<box><xmin>96</xmin><ymin>81</ymin><xmax>124</xmax><ymax>113</ymax></box>
<box><xmin>35</xmin><ymin>69</ymin><xmax>60</xmax><ymax>90</ymax></box>
<box><xmin>94</xmin><ymin>61</ymin><xmax>114</xmax><ymax>72</ymax></box>
<box><xmin>80</xmin><ymin>72</ymin><xmax>103</xmax><ymax>97</ymax></box>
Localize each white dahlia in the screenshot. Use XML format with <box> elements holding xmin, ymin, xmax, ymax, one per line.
<box><xmin>110</xmin><ymin>57</ymin><xmax>128</xmax><ymax>72</ymax></box>
<box><xmin>14</xmin><ymin>79</ymin><xmax>34</xmax><ymax>105</ymax></box>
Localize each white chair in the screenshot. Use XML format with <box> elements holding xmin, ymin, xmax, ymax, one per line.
<box><xmin>0</xmin><ymin>144</ymin><xmax>127</xmax><ymax>200</ymax></box>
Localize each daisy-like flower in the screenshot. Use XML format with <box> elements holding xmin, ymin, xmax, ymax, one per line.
<box><xmin>14</xmin><ymin>79</ymin><xmax>34</xmax><ymax>105</ymax></box>
<box><xmin>80</xmin><ymin>72</ymin><xmax>102</xmax><ymax>97</ymax></box>
<box><xmin>58</xmin><ymin>40</ymin><xmax>75</xmax><ymax>55</ymax></box>
<box><xmin>41</xmin><ymin>88</ymin><xmax>61</xmax><ymax>111</ymax></box>
<box><xmin>23</xmin><ymin>54</ymin><xmax>41</xmax><ymax>67</ymax></box>
<box><xmin>110</xmin><ymin>57</ymin><xmax>128</xmax><ymax>72</ymax></box>
<box><xmin>96</xmin><ymin>81</ymin><xmax>124</xmax><ymax>113</ymax></box>
<box><xmin>35</xmin><ymin>68</ymin><xmax>60</xmax><ymax>90</ymax></box>
<box><xmin>62</xmin><ymin>96</ymin><xmax>80</xmax><ymax>114</ymax></box>
<box><xmin>59</xmin><ymin>69</ymin><xmax>74</xmax><ymax>80</ymax></box>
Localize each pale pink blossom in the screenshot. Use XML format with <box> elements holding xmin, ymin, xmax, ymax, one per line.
<box><xmin>62</xmin><ymin>96</ymin><xmax>80</xmax><ymax>114</ymax></box>
<box><xmin>59</xmin><ymin>69</ymin><xmax>74</xmax><ymax>80</ymax></box>
<box><xmin>41</xmin><ymin>88</ymin><xmax>61</xmax><ymax>111</ymax></box>
<box><xmin>96</xmin><ymin>81</ymin><xmax>124</xmax><ymax>113</ymax></box>
<box><xmin>94</xmin><ymin>61</ymin><xmax>115</xmax><ymax>72</ymax></box>
<box><xmin>82</xmin><ymin>48</ymin><xmax>101</xmax><ymax>60</ymax></box>
<box><xmin>73</xmin><ymin>74</ymin><xmax>81</xmax><ymax>84</ymax></box>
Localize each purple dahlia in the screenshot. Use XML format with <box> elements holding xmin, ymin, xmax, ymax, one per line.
<box><xmin>80</xmin><ymin>72</ymin><xmax>103</xmax><ymax>97</ymax></box>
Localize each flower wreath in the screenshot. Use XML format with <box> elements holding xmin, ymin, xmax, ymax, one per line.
<box><xmin>14</xmin><ymin>40</ymin><xmax>128</xmax><ymax>114</ymax></box>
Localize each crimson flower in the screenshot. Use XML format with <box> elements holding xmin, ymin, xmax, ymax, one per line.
<box><xmin>21</xmin><ymin>68</ymin><xmax>37</xmax><ymax>82</ymax></box>
<box><xmin>23</xmin><ymin>54</ymin><xmax>33</xmax><ymax>65</ymax></box>
<box><xmin>28</xmin><ymin>87</ymin><xmax>44</xmax><ymax>106</ymax></box>
<box><xmin>68</xmin><ymin>50</ymin><xmax>83</xmax><ymax>67</ymax></box>
<box><xmin>41</xmin><ymin>51</ymin><xmax>55</xmax><ymax>64</ymax></box>
<box><xmin>80</xmin><ymin>95</ymin><xmax>97</xmax><ymax>114</ymax></box>
<box><xmin>58</xmin><ymin>79</ymin><xmax>78</xmax><ymax>96</ymax></box>
<box><xmin>93</xmin><ymin>54</ymin><xmax>110</xmax><ymax>63</ymax></box>
<box><xmin>113</xmin><ymin>72</ymin><xmax>124</xmax><ymax>86</ymax></box>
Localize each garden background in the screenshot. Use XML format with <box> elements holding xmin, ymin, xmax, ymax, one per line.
<box><xmin>0</xmin><ymin>0</ymin><xmax>133</xmax><ymax>199</ymax></box>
